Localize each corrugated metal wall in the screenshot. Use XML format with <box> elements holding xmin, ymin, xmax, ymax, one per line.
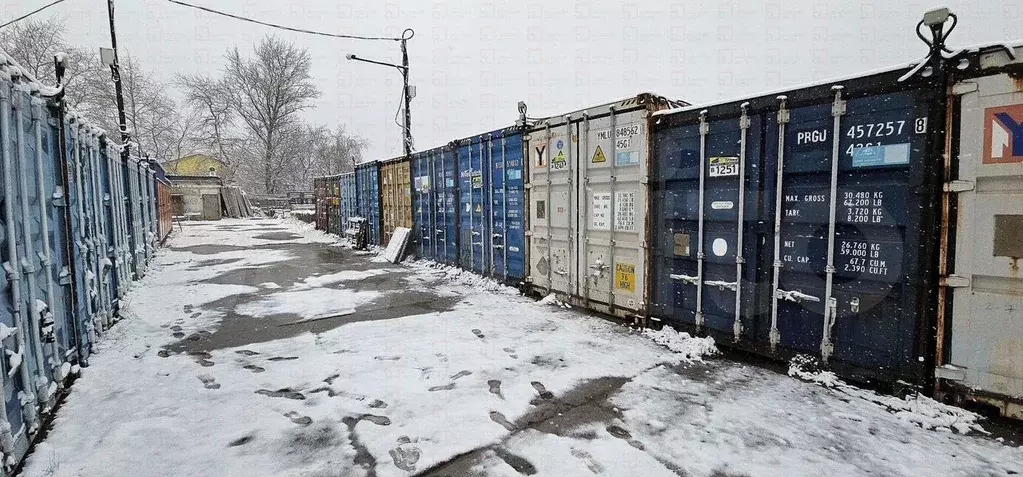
<box><xmin>381</xmin><ymin>157</ymin><xmax>412</xmax><ymax>245</ymax></box>
<box><xmin>1</xmin><ymin>51</ymin><xmax>159</xmax><ymax>473</ymax></box>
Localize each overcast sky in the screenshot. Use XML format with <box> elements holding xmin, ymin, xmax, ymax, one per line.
<box><xmin>20</xmin><ymin>0</ymin><xmax>1023</xmax><ymax>160</ymax></box>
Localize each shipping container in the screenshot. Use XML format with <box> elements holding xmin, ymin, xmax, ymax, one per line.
<box><xmin>313</xmin><ymin>177</ymin><xmax>328</xmax><ymax>231</ymax></box>
<box><xmin>412</xmin><ymin>146</ymin><xmax>459</xmax><ymax>265</ymax></box>
<box><xmin>526</xmin><ymin>94</ymin><xmax>682</xmax><ymax>318</ymax></box>
<box><xmin>380</xmin><ymin>157</ymin><xmax>412</xmax><ymax>245</ymax></box>
<box><xmin>935</xmin><ymin>44</ymin><xmax>1023</xmax><ymax>418</ymax></box>
<box><xmin>355</xmin><ymin>161</ymin><xmax>382</xmax><ymax>245</ymax></box>
<box><xmin>326</xmin><ymin>175</ymin><xmax>342</xmax><ymax>236</ymax></box>
<box><xmin>651</xmin><ymin>62</ymin><xmax>954</xmax><ymax>386</ymax></box>
<box><xmin>339</xmin><ymin>172</ymin><xmax>357</xmax><ymax>236</ymax></box>
<box><xmin>454</xmin><ymin>127</ymin><xmax>527</xmax><ymax>281</ymax></box>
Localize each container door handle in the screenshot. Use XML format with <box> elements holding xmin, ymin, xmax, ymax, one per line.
<box><xmin>704</xmin><ymin>280</ymin><xmax>738</xmax><ymax>291</ymax></box>
<box><xmin>775</xmin><ymin>288</ymin><xmax>820</xmax><ymax>303</ymax></box>
<box><xmin>670</xmin><ymin>273</ymin><xmax>700</xmax><ymax>286</ymax></box>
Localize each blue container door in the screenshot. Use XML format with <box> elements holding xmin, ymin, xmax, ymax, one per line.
<box><xmin>64</xmin><ymin>124</ymin><xmax>92</xmax><ymax>362</ymax></box>
<box><xmin>357</xmin><ymin>163</ymin><xmax>382</xmax><ymax>246</ymax></box>
<box><xmin>41</xmin><ymin>120</ymin><xmax>76</xmax><ymax>367</ymax></box>
<box><xmin>769</xmin><ymin>91</ymin><xmax>929</xmax><ymax>375</ymax></box>
<box><xmin>490</xmin><ymin>131</ymin><xmax>526</xmax><ymax>282</ymax></box>
<box><xmin>651</xmin><ymin>112</ymin><xmax>765</xmax><ymax>342</ymax></box>
<box><xmin>458</xmin><ymin>139</ymin><xmax>489</xmax><ymax>274</ymax></box>
<box><xmin>412</xmin><ymin>153</ymin><xmax>434</xmax><ymax>260</ymax></box>
<box><xmin>437</xmin><ymin>148</ymin><xmax>459</xmax><ymax>265</ymax></box>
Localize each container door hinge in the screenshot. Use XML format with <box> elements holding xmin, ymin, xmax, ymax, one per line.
<box><xmin>934</xmin><ymin>365</ymin><xmax>967</xmax><ymax>381</ymax></box>
<box><xmin>943</xmin><ymin>180</ymin><xmax>975</xmax><ymax>192</ymax></box>
<box><xmin>951</xmin><ymin>82</ymin><xmax>979</xmax><ymax>96</ymax></box>
<box><xmin>941</xmin><ymin>274</ymin><xmax>971</xmax><ymax>288</ymax></box>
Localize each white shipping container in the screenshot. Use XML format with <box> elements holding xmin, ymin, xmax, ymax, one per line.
<box><xmin>526</xmin><ymin>94</ymin><xmax>682</xmax><ymax>319</ymax></box>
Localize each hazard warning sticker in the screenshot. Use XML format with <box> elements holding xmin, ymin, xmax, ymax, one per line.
<box><xmin>591</xmin><ymin>145</ymin><xmax>606</xmax><ymax>163</ymax></box>
<box><xmin>551</xmin><ymin>150</ymin><xmax>567</xmax><ymax>170</ymax></box>
<box><xmin>615</xmin><ymin>263</ymin><xmax>636</xmax><ymax>292</ymax></box>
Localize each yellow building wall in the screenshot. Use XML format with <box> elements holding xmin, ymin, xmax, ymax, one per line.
<box><xmin>166</xmin><ymin>155</ymin><xmax>225</xmax><ymax>176</ymax></box>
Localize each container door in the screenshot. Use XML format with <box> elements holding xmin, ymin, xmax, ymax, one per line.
<box><xmin>528</xmin><ymin>121</ymin><xmax>577</xmax><ymax>296</ymax></box>
<box><xmin>491</xmin><ymin>131</ymin><xmax>526</xmax><ymax>282</ymax></box>
<box><xmin>770</xmin><ymin>90</ymin><xmax>931</xmax><ymax>377</ymax></box>
<box><xmin>576</xmin><ymin>108</ymin><xmax>651</xmax><ymax>316</ymax></box>
<box><xmin>439</xmin><ymin>149</ymin><xmax>459</xmax><ymax>265</ymax></box>
<box><xmin>413</xmin><ymin>154</ymin><xmax>433</xmax><ymax>259</ymax></box>
<box><xmin>652</xmin><ymin>108</ymin><xmax>764</xmax><ymax>339</ymax></box>
<box><xmin>946</xmin><ymin>74</ymin><xmax>1023</xmax><ymax>402</ymax></box>
<box><xmin>459</xmin><ymin>139</ymin><xmax>489</xmax><ymax>274</ymax></box>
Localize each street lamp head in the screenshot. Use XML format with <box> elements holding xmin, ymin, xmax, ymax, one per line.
<box><xmin>345</xmin><ymin>54</ymin><xmax>356</xmax><ymax>60</ymax></box>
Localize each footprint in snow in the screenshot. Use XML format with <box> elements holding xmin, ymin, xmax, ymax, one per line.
<box><xmin>428</xmin><ymin>383</ymin><xmax>456</xmax><ymax>392</ymax></box>
<box><xmin>571</xmin><ymin>448</ymin><xmax>605</xmax><ymax>474</ymax></box>
<box><xmin>170</xmin><ymin>325</ymin><xmax>183</xmax><ymax>332</ymax></box>
<box><xmin>172</xmin><ymin>332</ymin><xmax>185</xmax><ymax>339</ymax></box>
<box><xmin>450</xmin><ymin>370</ymin><xmax>473</xmax><ymax>380</ymax></box>
<box><xmin>503</xmin><ymin>347</ymin><xmax>518</xmax><ymax>359</ymax></box>
<box><xmin>489</xmin><ymin>411</ymin><xmax>515</xmax><ymax>431</ymax></box>
<box><xmin>368</xmin><ymin>399</ymin><xmax>388</xmax><ymax>409</ymax></box>
<box><xmin>235</xmin><ymin>349</ymin><xmax>259</xmax><ymax>356</ymax></box>
<box><xmin>189</xmin><ymin>312</ymin><xmax>201</xmax><ymax>319</ymax></box>
<box><xmin>284</xmin><ymin>411</ymin><xmax>312</xmax><ymax>426</ymax></box>
<box><xmin>471</xmin><ymin>329</ymin><xmax>485</xmax><ymax>339</ymax></box>
<box><xmin>488</xmin><ymin>379</ymin><xmax>503</xmax><ymax>396</ymax></box>
<box><xmin>267</xmin><ymin>356</ymin><xmax>298</xmax><ymax>362</ymax></box>
<box><xmin>197</xmin><ymin>375</ymin><xmax>220</xmax><ymax>390</ymax></box>
<box><xmin>243</xmin><ymin>364</ymin><xmax>265</xmax><ymax>373</ymax></box>
<box><xmin>531</xmin><ymin>381</ymin><xmax>553</xmax><ymax>400</ymax></box>
<box><xmin>389</xmin><ymin>436</ymin><xmax>422</xmax><ymax>473</ymax></box>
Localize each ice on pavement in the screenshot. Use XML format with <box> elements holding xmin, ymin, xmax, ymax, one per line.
<box><xmin>21</xmin><ymin>218</ymin><xmax>1022</xmax><ymax>477</ymax></box>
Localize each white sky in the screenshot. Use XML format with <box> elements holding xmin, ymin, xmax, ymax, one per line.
<box><xmin>17</xmin><ymin>0</ymin><xmax>1023</xmax><ymax>160</ymax></box>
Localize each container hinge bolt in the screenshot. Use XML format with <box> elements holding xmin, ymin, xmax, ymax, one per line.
<box><xmin>705</xmin><ymin>280</ymin><xmax>738</xmax><ymax>291</ymax></box>
<box><xmin>736</xmin><ymin>255</ymin><xmax>745</xmax><ymax>264</ymax></box>
<box><xmin>943</xmin><ymin>180</ymin><xmax>974</xmax><ymax>192</ymax></box>
<box><xmin>669</xmin><ymin>274</ymin><xmax>700</xmax><ymax>286</ymax></box>
<box><xmin>941</xmin><ymin>274</ymin><xmax>970</xmax><ymax>288</ymax></box>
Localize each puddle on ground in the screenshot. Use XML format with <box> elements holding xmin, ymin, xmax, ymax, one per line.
<box><xmin>254</xmin><ymin>232</ymin><xmax>302</xmax><ymax>241</ymax></box>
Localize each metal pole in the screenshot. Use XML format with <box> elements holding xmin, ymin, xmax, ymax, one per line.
<box><xmin>401</xmin><ymin>35</ymin><xmax>411</xmax><ymax>158</ymax></box>
<box><xmin>106</xmin><ymin>0</ymin><xmax>130</xmax><ymax>163</ymax></box>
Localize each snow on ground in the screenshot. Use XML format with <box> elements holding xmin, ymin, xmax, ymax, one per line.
<box><xmin>21</xmin><ymin>218</ymin><xmax>1023</xmax><ymax>477</ymax></box>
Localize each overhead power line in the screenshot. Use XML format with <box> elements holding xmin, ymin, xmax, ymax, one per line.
<box><xmin>0</xmin><ymin>0</ymin><xmax>74</xmax><ymax>30</ymax></box>
<box><xmin>162</xmin><ymin>0</ymin><xmax>405</xmax><ymax>41</ymax></box>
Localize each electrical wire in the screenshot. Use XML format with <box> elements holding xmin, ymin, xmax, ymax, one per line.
<box><xmin>162</xmin><ymin>0</ymin><xmax>404</xmax><ymax>41</ymax></box>
<box><xmin>0</xmin><ymin>0</ymin><xmax>74</xmax><ymax>30</ymax></box>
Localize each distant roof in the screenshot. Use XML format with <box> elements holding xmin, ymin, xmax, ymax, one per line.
<box><xmin>166</xmin><ymin>174</ymin><xmax>224</xmax><ymax>185</ymax></box>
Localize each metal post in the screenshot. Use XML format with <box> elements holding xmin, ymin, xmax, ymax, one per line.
<box><xmin>400</xmin><ymin>32</ymin><xmax>412</xmax><ymax>158</ymax></box>
<box><xmin>106</xmin><ymin>0</ymin><xmax>131</xmax><ymax>166</ymax></box>
<box><xmin>821</xmin><ymin>86</ymin><xmax>846</xmax><ymax>362</ymax></box>
<box><xmin>607</xmin><ymin>108</ymin><xmax>618</xmax><ymax>308</ymax></box>
<box><xmin>695</xmin><ymin>110</ymin><xmax>708</xmax><ymax>329</ymax></box>
<box><xmin>733</xmin><ymin>102</ymin><xmax>750</xmax><ymax>342</ymax></box>
<box><xmin>770</xmin><ymin>96</ymin><xmax>789</xmax><ymax>351</ymax></box>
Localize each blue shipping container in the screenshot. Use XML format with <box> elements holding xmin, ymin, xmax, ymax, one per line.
<box><xmin>455</xmin><ymin>128</ymin><xmax>526</xmax><ymax>282</ymax></box>
<box><xmin>651</xmin><ymin>77</ymin><xmax>942</xmax><ymax>384</ymax></box>
<box><xmin>355</xmin><ymin>161</ymin><xmax>382</xmax><ymax>246</ymax></box>
<box><xmin>412</xmin><ymin>146</ymin><xmax>459</xmax><ymax>265</ymax></box>
<box><xmin>339</xmin><ymin>172</ymin><xmax>357</xmax><ymax>235</ymax></box>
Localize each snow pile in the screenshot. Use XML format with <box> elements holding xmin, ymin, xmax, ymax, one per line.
<box><xmin>642</xmin><ymin>326</ymin><xmax>717</xmax><ymax>362</ymax></box>
<box><xmin>536</xmin><ymin>293</ymin><xmax>572</xmax><ymax>308</ymax></box>
<box><xmin>787</xmin><ymin>355</ymin><xmax>840</xmax><ymax>387</ymax></box>
<box><xmin>405</xmin><ymin>260</ymin><xmax>518</xmax><ymax>295</ymax></box>
<box><xmin>787</xmin><ymin>355</ymin><xmax>985</xmax><ymax>434</ymax></box>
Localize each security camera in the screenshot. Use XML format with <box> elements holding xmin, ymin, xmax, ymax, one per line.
<box><xmin>922</xmin><ymin>7</ymin><xmax>951</xmax><ymax>27</ymax></box>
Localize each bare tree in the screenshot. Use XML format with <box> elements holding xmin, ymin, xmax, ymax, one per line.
<box><xmin>176</xmin><ymin>73</ymin><xmax>235</xmax><ymax>168</ymax></box>
<box><xmin>0</xmin><ymin>17</ymin><xmax>104</xmax><ymax>108</ymax></box>
<box><xmin>224</xmin><ymin>34</ymin><xmax>320</xmax><ymax>194</ymax></box>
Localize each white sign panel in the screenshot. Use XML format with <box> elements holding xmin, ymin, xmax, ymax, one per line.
<box><xmin>591</xmin><ymin>193</ymin><xmax>611</xmax><ymax>230</ymax></box>
<box><xmin>615</xmin><ymin>191</ymin><xmax>636</xmax><ymax>232</ymax></box>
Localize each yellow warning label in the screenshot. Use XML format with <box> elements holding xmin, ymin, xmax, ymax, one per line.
<box><xmin>591</xmin><ymin>145</ymin><xmax>606</xmax><ymax>163</ymax></box>
<box><xmin>615</xmin><ymin>263</ymin><xmax>635</xmax><ymax>292</ymax></box>
<box><xmin>552</xmin><ymin>150</ymin><xmax>567</xmax><ymax>170</ymax></box>
<box><xmin>476</xmin><ymin>204</ymin><xmax>482</xmax><ymax>213</ymax></box>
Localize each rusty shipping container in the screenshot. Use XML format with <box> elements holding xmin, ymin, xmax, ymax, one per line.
<box><xmin>526</xmin><ymin>94</ymin><xmax>684</xmax><ymax>320</ymax></box>
<box><xmin>381</xmin><ymin>156</ymin><xmax>413</xmax><ymax>245</ymax></box>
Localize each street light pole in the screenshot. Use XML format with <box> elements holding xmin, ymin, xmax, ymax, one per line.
<box><xmin>346</xmin><ymin>28</ymin><xmax>415</xmax><ymax>158</ymax></box>
<box><xmin>105</xmin><ymin>0</ymin><xmax>130</xmax><ymax>160</ymax></box>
